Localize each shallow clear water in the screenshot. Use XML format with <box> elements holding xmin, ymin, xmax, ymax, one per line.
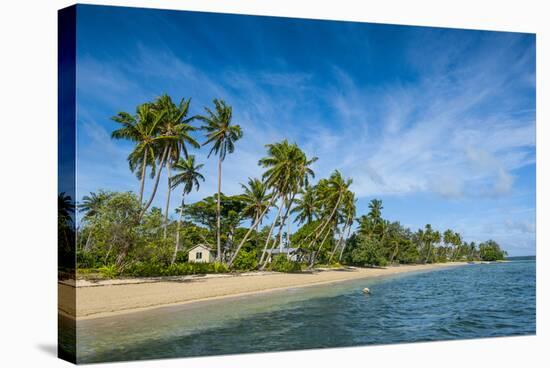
<box><xmin>73</xmin><ymin>260</ymin><xmax>536</xmax><ymax>363</ymax></box>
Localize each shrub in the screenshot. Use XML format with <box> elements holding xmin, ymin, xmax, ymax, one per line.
<box><xmin>351</xmin><ymin>238</ymin><xmax>388</xmax><ymax>267</ymax></box>
<box><xmin>121</xmin><ymin>261</ymin><xmax>229</xmax><ymax>277</ymax></box>
<box><xmin>98</xmin><ymin>264</ymin><xmax>118</xmax><ymax>278</ymax></box>
<box><xmin>231</xmin><ymin>249</ymin><xmax>258</xmax><ymax>271</ymax></box>
<box><xmin>270</xmin><ymin>254</ymin><xmax>302</xmax><ymax>273</ymax></box>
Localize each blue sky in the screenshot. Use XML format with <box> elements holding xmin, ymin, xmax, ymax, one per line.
<box><xmin>75</xmin><ymin>5</ymin><xmax>536</xmax><ymax>256</ymax></box>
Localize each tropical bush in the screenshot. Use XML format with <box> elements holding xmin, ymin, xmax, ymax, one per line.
<box><xmin>479</xmin><ymin>240</ymin><xmax>507</xmax><ymax>261</ymax></box>
<box><xmin>351</xmin><ymin>238</ymin><xmax>388</xmax><ymax>267</ymax></box>
<box><xmin>230</xmin><ymin>249</ymin><xmax>258</xmax><ymax>271</ymax></box>
<box><xmin>123</xmin><ymin>261</ymin><xmax>229</xmax><ymax>277</ymax></box>
<box><xmin>98</xmin><ymin>264</ymin><xmax>118</xmax><ymax>278</ymax></box>
<box><xmin>270</xmin><ymin>254</ymin><xmax>302</xmax><ymax>272</ymax></box>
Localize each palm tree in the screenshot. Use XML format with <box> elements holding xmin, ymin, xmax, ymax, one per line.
<box><xmin>451</xmin><ymin>232</ymin><xmax>462</xmax><ymax>261</ymax></box>
<box><xmin>292</xmin><ymin>184</ymin><xmax>318</xmax><ymax>225</ymax></box>
<box><xmin>111</xmin><ymin>103</ymin><xmax>165</xmax><ymax>204</ymax></box>
<box><xmin>58</xmin><ymin>192</ymin><xmax>75</xmax><ymax>255</ymax></box>
<box><xmin>240</xmin><ymin>178</ymin><xmax>272</xmax><ymax>226</ymax></box>
<box><xmin>258</xmin><ymin>141</ymin><xmax>316</xmax><ymax>268</ymax></box>
<box><xmin>368</xmin><ymin>199</ymin><xmax>383</xmax><ymax>222</ymax></box>
<box><xmin>58</xmin><ymin>192</ymin><xmax>75</xmax><ymax>224</ymax></box>
<box><xmin>169</xmin><ymin>155</ymin><xmax>205</xmax><ymax>264</ymax></box>
<box><xmin>79</xmin><ymin>191</ymin><xmax>112</xmax><ymax>251</ymax></box>
<box><xmin>198</xmin><ymin>99</ymin><xmax>243</xmax><ymax>262</ymax></box>
<box><xmin>153</xmin><ymin>95</ymin><xmax>200</xmax><ymax>238</ymax></box>
<box><xmin>233</xmin><ymin>177</ymin><xmax>273</xmax><ymax>261</ymax></box>
<box><xmin>443</xmin><ymin>229</ymin><xmax>454</xmax><ymax>261</ymax></box>
<box><xmin>307</xmin><ymin>171</ymin><xmax>352</xmax><ymax>266</ymax></box>
<box><xmin>329</xmin><ymin>190</ymin><xmax>356</xmax><ymax>263</ymax></box>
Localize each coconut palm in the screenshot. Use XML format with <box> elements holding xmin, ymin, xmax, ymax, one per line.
<box><xmin>111</xmin><ymin>103</ymin><xmax>166</xmax><ymax>204</ymax></box>
<box><xmin>58</xmin><ymin>192</ymin><xmax>75</xmax><ymax>224</ymax></box>
<box><xmin>231</xmin><ymin>177</ymin><xmax>273</xmax><ymax>262</ymax></box>
<box><xmin>292</xmin><ymin>184</ymin><xmax>319</xmax><ymax>225</ymax></box>
<box><xmin>239</xmin><ymin>178</ymin><xmax>272</xmax><ymax>226</ymax></box>
<box><xmin>330</xmin><ymin>190</ymin><xmax>356</xmax><ymax>262</ymax></box>
<box><xmin>152</xmin><ymin>95</ymin><xmax>200</xmax><ymax>238</ymax></box>
<box><xmin>198</xmin><ymin>99</ymin><xmax>243</xmax><ymax>262</ymax></box>
<box><xmin>368</xmin><ymin>199</ymin><xmax>383</xmax><ymax>222</ymax></box>
<box><xmin>307</xmin><ymin>170</ymin><xmax>352</xmax><ymax>266</ymax></box>
<box><xmin>258</xmin><ymin>141</ymin><xmax>316</xmax><ymax>268</ymax></box>
<box><xmin>169</xmin><ymin>155</ymin><xmax>205</xmax><ymax>264</ymax></box>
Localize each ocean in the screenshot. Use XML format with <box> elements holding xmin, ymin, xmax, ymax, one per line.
<box><xmin>72</xmin><ymin>259</ymin><xmax>536</xmax><ymax>363</ymax></box>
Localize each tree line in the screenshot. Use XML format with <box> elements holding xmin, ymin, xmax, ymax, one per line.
<box><xmin>63</xmin><ymin>94</ymin><xmax>506</xmax><ymax>277</ymax></box>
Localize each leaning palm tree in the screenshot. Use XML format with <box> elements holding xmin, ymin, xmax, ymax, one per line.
<box><xmin>330</xmin><ymin>190</ymin><xmax>356</xmax><ymax>262</ymax></box>
<box><xmin>197</xmin><ymin>99</ymin><xmax>243</xmax><ymax>262</ymax></box>
<box><xmin>307</xmin><ymin>170</ymin><xmax>352</xmax><ymax>266</ymax></box>
<box><xmin>170</xmin><ymin>155</ymin><xmax>205</xmax><ymax>264</ymax></box>
<box><xmin>257</xmin><ymin>140</ymin><xmax>316</xmax><ymax>269</ymax></box>
<box><xmin>227</xmin><ymin>141</ymin><xmax>315</xmax><ymax>268</ymax></box>
<box><xmin>292</xmin><ymin>184</ymin><xmax>319</xmax><ymax>225</ymax></box>
<box><xmin>111</xmin><ymin>103</ymin><xmax>165</xmax><ymax>204</ymax></box>
<box><xmin>239</xmin><ymin>177</ymin><xmax>272</xmax><ymax>226</ymax></box>
<box><xmin>231</xmin><ymin>177</ymin><xmax>273</xmax><ymax>261</ymax></box>
<box><xmin>153</xmin><ymin>95</ymin><xmax>200</xmax><ymax>239</ymax></box>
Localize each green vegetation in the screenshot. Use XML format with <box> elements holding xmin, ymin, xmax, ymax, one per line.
<box><xmin>69</xmin><ymin>94</ymin><xmax>506</xmax><ymax>278</ymax></box>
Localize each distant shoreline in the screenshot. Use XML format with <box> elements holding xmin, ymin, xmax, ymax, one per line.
<box><xmin>60</xmin><ymin>262</ymin><xmax>469</xmax><ymax>321</ymax></box>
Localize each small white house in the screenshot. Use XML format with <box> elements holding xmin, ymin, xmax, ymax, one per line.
<box><xmin>188</xmin><ymin>244</ymin><xmax>215</xmax><ymax>263</ymax></box>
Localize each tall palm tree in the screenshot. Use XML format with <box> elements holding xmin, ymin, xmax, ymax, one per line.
<box><xmin>58</xmin><ymin>192</ymin><xmax>75</xmax><ymax>254</ymax></box>
<box><xmin>228</xmin><ymin>178</ymin><xmax>274</xmax><ymax>266</ymax></box>
<box><xmin>331</xmin><ymin>190</ymin><xmax>356</xmax><ymax>262</ymax></box>
<box><xmin>198</xmin><ymin>99</ymin><xmax>243</xmax><ymax>262</ymax></box>
<box><xmin>368</xmin><ymin>199</ymin><xmax>383</xmax><ymax>222</ymax></box>
<box><xmin>292</xmin><ymin>184</ymin><xmax>318</xmax><ymax>225</ymax></box>
<box><xmin>240</xmin><ymin>177</ymin><xmax>272</xmax><ymax>226</ymax></box>
<box><xmin>58</xmin><ymin>192</ymin><xmax>75</xmax><ymax>224</ymax></box>
<box><xmin>443</xmin><ymin>229</ymin><xmax>454</xmax><ymax>261</ymax></box>
<box><xmin>111</xmin><ymin>103</ymin><xmax>165</xmax><ymax>204</ymax></box>
<box><xmin>170</xmin><ymin>155</ymin><xmax>205</xmax><ymax>264</ymax></box>
<box><xmin>308</xmin><ymin>171</ymin><xmax>352</xmax><ymax>261</ymax></box>
<box><xmin>153</xmin><ymin>95</ymin><xmax>200</xmax><ymax>238</ymax></box>
<box><xmin>258</xmin><ymin>140</ymin><xmax>316</xmax><ymax>268</ymax></box>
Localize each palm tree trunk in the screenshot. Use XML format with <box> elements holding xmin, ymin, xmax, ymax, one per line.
<box><xmin>275</xmin><ymin>193</ymin><xmax>294</xmax><ymax>251</ymax></box>
<box><xmin>307</xmin><ymin>192</ymin><xmax>343</xmax><ymax>252</ymax></box>
<box><xmin>140</xmin><ymin>145</ymin><xmax>169</xmax><ymax>217</ymax></box>
<box><xmin>139</xmin><ymin>149</ymin><xmax>148</xmax><ymax>204</ymax></box>
<box><xmin>84</xmin><ymin>231</ymin><xmax>93</xmax><ymax>252</ymax></box>
<box><xmin>258</xmin><ymin>196</ymin><xmax>285</xmax><ymax>267</ymax></box>
<box><xmin>216</xmin><ymin>156</ymin><xmax>222</xmax><ymax>262</ymax></box>
<box><xmin>389</xmin><ymin>241</ymin><xmax>399</xmax><ymax>264</ymax></box>
<box><xmin>171</xmin><ymin>197</ymin><xmax>184</xmax><ymax>265</ymax></box>
<box><xmin>227</xmin><ymin>193</ymin><xmax>278</xmax><ymax>267</ymax></box>
<box><xmin>338</xmin><ymin>224</ymin><xmax>353</xmax><ymax>262</ymax></box>
<box><xmin>310</xmin><ymin>222</ymin><xmax>335</xmax><ymax>268</ymax></box>
<box><xmin>163</xmin><ymin>148</ymin><xmax>173</xmax><ymax>239</ymax></box>
<box><xmin>329</xmin><ymin>222</ymin><xmax>348</xmax><ymax>263</ymax></box>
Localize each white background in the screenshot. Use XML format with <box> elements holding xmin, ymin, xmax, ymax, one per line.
<box><xmin>0</xmin><ymin>0</ymin><xmax>547</xmax><ymax>367</ymax></box>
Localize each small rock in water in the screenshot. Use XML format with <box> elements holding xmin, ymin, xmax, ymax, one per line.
<box><xmin>362</xmin><ymin>287</ymin><xmax>370</xmax><ymax>294</ymax></box>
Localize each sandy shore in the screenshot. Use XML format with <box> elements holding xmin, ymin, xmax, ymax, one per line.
<box><xmin>60</xmin><ymin>263</ymin><xmax>467</xmax><ymax>320</ymax></box>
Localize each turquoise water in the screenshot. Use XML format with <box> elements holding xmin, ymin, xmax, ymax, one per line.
<box><xmin>74</xmin><ymin>260</ymin><xmax>535</xmax><ymax>363</ymax></box>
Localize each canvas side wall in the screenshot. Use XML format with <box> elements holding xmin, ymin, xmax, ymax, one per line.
<box><xmin>58</xmin><ymin>5</ymin><xmax>77</xmax><ymax>364</ymax></box>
